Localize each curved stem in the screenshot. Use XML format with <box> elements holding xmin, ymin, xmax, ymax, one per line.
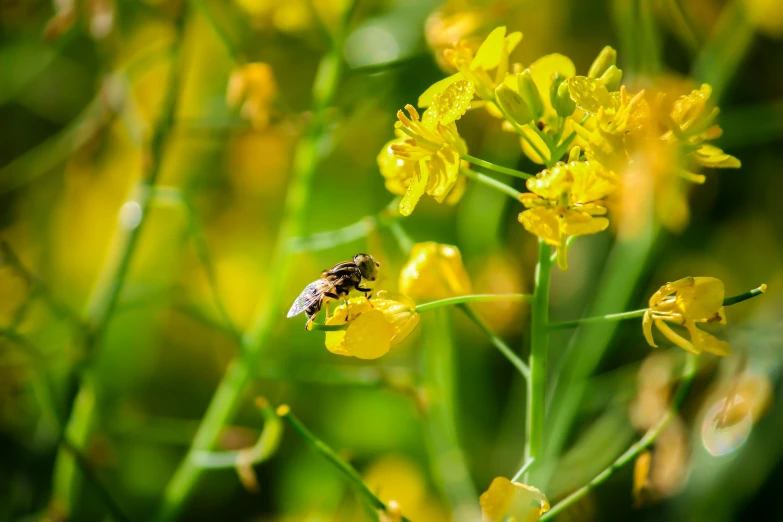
<box><xmin>278</xmin><ymin>406</ymin><xmax>412</xmax><ymax>522</ymax></box>
<box><xmin>542</xmin><ymin>353</ymin><xmax>698</xmax><ymax>520</ymax></box>
<box><xmin>491</xmin><ymin>99</ymin><xmax>552</xmax><ymax>166</ymax></box>
<box><xmin>461</xmin><ymin>167</ymin><xmax>523</xmax><ymax>200</ymax></box>
<box><xmin>416</xmin><ymin>293</ymin><xmax>532</xmax><ymax>313</ymax></box>
<box><xmin>462</xmin><ymin>154</ymin><xmax>533</xmax><ymax>180</ymax></box>
<box><xmin>722</xmin><ymin>284</ymin><xmax>767</xmax><ymax>306</ymax></box>
<box><xmin>458</xmin><ymin>304</ymin><xmax>530</xmax><ymax>379</ymax></box>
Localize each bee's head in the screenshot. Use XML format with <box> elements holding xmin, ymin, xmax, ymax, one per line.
<box><xmin>354</xmin><ymin>253</ymin><xmax>380</xmax><ymax>281</ymax></box>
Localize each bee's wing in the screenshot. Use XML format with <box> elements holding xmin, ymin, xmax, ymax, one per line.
<box><xmin>286</xmin><ymin>278</ymin><xmax>341</xmax><ymax>318</ymax></box>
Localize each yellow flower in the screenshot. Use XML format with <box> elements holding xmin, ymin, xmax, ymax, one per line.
<box><xmin>380</xmin><ymin>80</ymin><xmax>473</xmax><ymax>216</ymax></box>
<box><xmin>399</xmin><ymin>242</ymin><xmax>472</xmax><ymax>299</ymax></box>
<box><xmin>643</xmin><ymin>277</ymin><xmax>731</xmax><ymax>356</ymax></box>
<box><xmin>518</xmin><ymin>158</ymin><xmax>616</xmax><ymax>270</ymax></box>
<box><xmin>480</xmin><ymin>477</ymin><xmax>549</xmax><ymax>522</ymax></box>
<box><xmin>226</xmin><ymin>63</ymin><xmax>277</xmax><ymax>129</ymax></box>
<box><xmin>324</xmin><ymin>292</ymin><xmax>419</xmax><ymax>360</ymax></box>
<box><xmin>418</xmin><ymin>26</ymin><xmax>522</xmax><ymax>105</ymax></box>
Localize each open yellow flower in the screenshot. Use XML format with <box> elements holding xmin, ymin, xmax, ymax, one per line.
<box><xmin>643</xmin><ymin>277</ymin><xmax>731</xmax><ymax>356</ymax></box>
<box><xmin>399</xmin><ymin>242</ymin><xmax>472</xmax><ymax>299</ymax></box>
<box><xmin>324</xmin><ymin>292</ymin><xmax>419</xmax><ymax>360</ymax></box>
<box><xmin>380</xmin><ymin>80</ymin><xmax>473</xmax><ymax>216</ymax></box>
<box><xmin>226</xmin><ymin>63</ymin><xmax>277</xmax><ymax>129</ymax></box>
<box><xmin>480</xmin><ymin>477</ymin><xmax>549</xmax><ymax>522</ymax></box>
<box><xmin>518</xmin><ymin>158</ymin><xmax>616</xmax><ymax>270</ymax></box>
<box><xmin>419</xmin><ymin>26</ymin><xmax>522</xmax><ymax>106</ymax></box>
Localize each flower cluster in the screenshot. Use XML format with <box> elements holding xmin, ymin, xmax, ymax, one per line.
<box><xmin>378</xmin><ymin>26</ymin><xmax>741</xmax><ymax>269</ymax></box>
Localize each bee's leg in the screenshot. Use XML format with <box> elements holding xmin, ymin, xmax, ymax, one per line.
<box><xmin>356</xmin><ymin>285</ymin><xmax>373</xmax><ymax>306</ymax></box>
<box><xmin>325</xmin><ymin>300</ymin><xmax>330</xmax><ymax>319</ymax></box>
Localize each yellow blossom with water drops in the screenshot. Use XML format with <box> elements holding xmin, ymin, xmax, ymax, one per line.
<box><xmin>324</xmin><ymin>292</ymin><xmax>419</xmax><ymax>360</ymax></box>
<box><xmin>226</xmin><ymin>63</ymin><xmax>277</xmax><ymax>130</ymax></box>
<box><xmin>643</xmin><ymin>277</ymin><xmax>731</xmax><ymax>356</ymax></box>
<box><xmin>480</xmin><ymin>477</ymin><xmax>549</xmax><ymax>522</ymax></box>
<box><xmin>399</xmin><ymin>242</ymin><xmax>472</xmax><ymax>299</ymax></box>
<box><xmin>419</xmin><ymin>26</ymin><xmax>522</xmax><ymax>106</ymax></box>
<box><xmin>380</xmin><ymin>80</ymin><xmax>473</xmax><ymax>216</ymax></box>
<box><xmin>518</xmin><ymin>156</ymin><xmax>616</xmax><ymax>270</ymax></box>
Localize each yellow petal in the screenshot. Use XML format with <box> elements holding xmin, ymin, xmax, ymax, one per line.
<box><xmin>470</xmin><ymin>26</ymin><xmax>507</xmax><ymax>70</ymax></box>
<box><xmin>528</xmin><ymin>53</ymin><xmax>576</xmax><ymax>116</ymax></box>
<box><xmin>561</xmin><ymin>211</ymin><xmax>608</xmax><ymax>237</ymax></box>
<box><xmin>689</xmin><ymin>144</ymin><xmax>741</xmax><ymax>168</ymax></box>
<box><xmin>526</xmin><ymin>164</ymin><xmax>572</xmax><ymax>200</ymax></box>
<box><xmin>519</xmin><ymin>208</ymin><xmax>561</xmax><ymax>245</ymax></box>
<box><xmin>686</xmin><ymin>323</ymin><xmax>731</xmax><ymax>356</ymax></box>
<box><xmin>480</xmin><ymin>477</ymin><xmax>549</xmax><ymax>522</ymax></box>
<box><xmin>418</xmin><ymin>72</ymin><xmax>464</xmax><ymax>107</ymax></box>
<box><xmin>568</xmin><ymin>161</ymin><xmax>616</xmax><ymax>203</ymax></box>
<box><xmin>677</xmin><ymin>277</ymin><xmax>724</xmax><ymax>320</ymax></box>
<box><xmin>344</xmin><ymin>310</ymin><xmax>393</xmax><ymax>359</ymax></box>
<box><xmin>566</xmin><ymin>76</ymin><xmax>615</xmax><ymax>115</ymax></box>
<box><xmin>655</xmin><ymin>320</ymin><xmax>701</xmax><ymax>354</ymax></box>
<box><xmin>399</xmin><ymin>242</ymin><xmax>472</xmax><ymax>299</ymax></box>
<box><xmin>643</xmin><ymin>310</ymin><xmax>657</xmax><ymax>348</ymax></box>
<box><xmin>423</xmin><ymin>80</ymin><xmax>475</xmax><ymax>126</ymax></box>
<box><xmin>399</xmin><ymin>161</ymin><xmax>429</xmax><ymax>216</ymax></box>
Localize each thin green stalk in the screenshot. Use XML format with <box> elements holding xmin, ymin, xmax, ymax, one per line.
<box><xmin>462</xmin><ymin>154</ymin><xmax>533</xmax><ymax>180</ymax></box>
<box><xmin>192</xmin><ymin>0</ymin><xmax>241</xmax><ymax>62</ymax></box>
<box><xmin>511</xmin><ymin>458</ymin><xmax>536</xmax><ymax>483</ymax></box>
<box><xmin>548</xmin><ymin>283</ymin><xmax>767</xmax><ymax>330</ymax></box>
<box><xmin>525</xmin><ymin>241</ymin><xmax>552</xmax><ymax>481</ymax></box>
<box><xmin>461</xmin><ymin>167</ymin><xmax>523</xmax><ymax>201</ymax></box>
<box><xmin>154</xmin><ymin>4</ymin><xmax>357</xmax><ymax>519</ymax></box>
<box><xmin>542</xmin><ymin>353</ymin><xmax>698</xmax><ymax>520</ymax></box>
<box><xmin>278</xmin><ymin>406</ymin><xmax>412</xmax><ymax>522</ymax></box>
<box><xmin>457</xmin><ymin>303</ymin><xmax>530</xmax><ymax>379</ymax></box>
<box><xmin>663</xmin><ymin>0</ymin><xmax>702</xmax><ymax>54</ymax></box>
<box><xmin>415</xmin><ymin>293</ymin><xmax>532</xmax><ymax>313</ymax></box>
<box><xmin>491</xmin><ymin>99</ymin><xmax>552</xmax><ymax>166</ymax></box>
<box><xmin>549</xmin><ymin>310</ymin><xmax>647</xmax><ymax>331</ymax></box>
<box><xmin>51</xmin><ymin>8</ymin><xmax>189</xmax><ymax>516</ymax></box>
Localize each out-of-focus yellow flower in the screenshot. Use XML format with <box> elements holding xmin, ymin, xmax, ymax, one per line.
<box><xmin>518</xmin><ymin>158</ymin><xmax>616</xmax><ymax>270</ymax></box>
<box><xmin>234</xmin><ymin>0</ymin><xmax>348</xmax><ymax>34</ymax></box>
<box><xmin>364</xmin><ymin>454</ymin><xmax>448</xmax><ymax>522</ymax></box>
<box><xmin>643</xmin><ymin>276</ymin><xmax>731</xmax><ymax>356</ymax></box>
<box><xmin>480</xmin><ymin>477</ymin><xmax>549</xmax><ymax>522</ymax></box>
<box><xmin>419</xmin><ymin>26</ymin><xmax>522</xmax><ymax>105</ymax></box>
<box><xmin>399</xmin><ymin>242</ymin><xmax>472</xmax><ymax>299</ymax></box>
<box><xmin>324</xmin><ymin>292</ymin><xmax>419</xmax><ymax>360</ymax></box>
<box><xmin>226</xmin><ymin>63</ymin><xmax>277</xmax><ymax>130</ymax></box>
<box><xmin>743</xmin><ymin>0</ymin><xmax>783</xmax><ymax>37</ymax></box>
<box><xmin>380</xmin><ymin>81</ymin><xmax>473</xmax><ymax>216</ymax></box>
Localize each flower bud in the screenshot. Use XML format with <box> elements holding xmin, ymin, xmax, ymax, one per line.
<box><xmin>517</xmin><ymin>70</ymin><xmax>544</xmax><ymax>120</ymax></box>
<box><xmin>587</xmin><ymin>46</ymin><xmax>617</xmax><ymax>79</ymax></box>
<box><xmin>495</xmin><ymin>83</ymin><xmax>534</xmax><ymax>125</ymax></box>
<box><xmin>599</xmin><ymin>65</ymin><xmax>623</xmax><ymax>91</ymax></box>
<box><xmin>550</xmin><ymin>74</ymin><xmax>576</xmax><ymax>117</ymax></box>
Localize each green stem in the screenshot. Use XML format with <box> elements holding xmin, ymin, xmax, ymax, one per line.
<box><xmin>462</xmin><ymin>154</ymin><xmax>533</xmax><ymax>180</ymax></box>
<box><xmin>461</xmin><ymin>167</ymin><xmax>523</xmax><ymax>201</ymax></box>
<box><xmin>415</xmin><ymin>293</ymin><xmax>532</xmax><ymax>313</ymax></box>
<box><xmin>491</xmin><ymin>99</ymin><xmax>552</xmax><ymax>166</ymax></box>
<box><xmin>277</xmin><ymin>406</ymin><xmax>412</xmax><ymax>522</ymax></box>
<box><xmin>457</xmin><ymin>304</ymin><xmax>530</xmax><ymax>379</ymax></box>
<box><xmin>549</xmin><ymin>310</ymin><xmax>647</xmax><ymax>331</ymax></box>
<box><xmin>548</xmin><ymin>284</ymin><xmax>767</xmax><ymax>330</ymax></box>
<box><xmin>691</xmin><ymin>0</ymin><xmax>755</xmax><ymax>102</ymax></box>
<box><xmin>154</xmin><ymin>4</ymin><xmax>356</xmax><ymax>519</ymax></box>
<box><xmin>51</xmin><ymin>8</ymin><xmax>189</xmax><ymax>516</ymax></box>
<box><xmin>525</xmin><ymin>241</ymin><xmax>552</xmax><ymax>481</ymax></box>
<box><xmin>541</xmin><ymin>353</ymin><xmax>698</xmax><ymax>520</ymax></box>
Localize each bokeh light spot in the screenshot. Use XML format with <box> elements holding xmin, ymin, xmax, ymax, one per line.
<box><xmin>701</xmin><ymin>395</ymin><xmax>753</xmax><ymax>456</ymax></box>
<box><xmin>118</xmin><ymin>201</ymin><xmax>142</xmax><ymax>230</ymax></box>
<box><xmin>344</xmin><ymin>24</ymin><xmax>400</xmax><ymax>69</ymax></box>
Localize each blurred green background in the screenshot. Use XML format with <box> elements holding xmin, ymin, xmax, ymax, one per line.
<box><xmin>1</xmin><ymin>0</ymin><xmax>782</xmax><ymax>520</ymax></box>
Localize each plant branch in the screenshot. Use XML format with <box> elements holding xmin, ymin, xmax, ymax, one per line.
<box><xmin>542</xmin><ymin>353</ymin><xmax>698</xmax><ymax>520</ymax></box>
<box><xmin>461</xmin><ymin>167</ymin><xmax>523</xmax><ymax>200</ymax></box>
<box><xmin>457</xmin><ymin>304</ymin><xmax>530</xmax><ymax>379</ymax></box>
<box><xmin>277</xmin><ymin>405</ymin><xmax>412</xmax><ymax>522</ymax></box>
<box><xmin>415</xmin><ymin>294</ymin><xmax>532</xmax><ymax>313</ymax></box>
<box><xmin>463</xmin><ymin>154</ymin><xmax>533</xmax><ymax>180</ymax></box>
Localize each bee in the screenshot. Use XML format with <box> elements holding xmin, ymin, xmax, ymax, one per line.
<box><xmin>287</xmin><ymin>253</ymin><xmax>380</xmax><ymax>329</ymax></box>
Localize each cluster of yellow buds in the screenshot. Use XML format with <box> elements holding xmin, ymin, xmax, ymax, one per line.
<box><xmin>378</xmin><ymin>26</ymin><xmax>741</xmax><ymax>269</ymax></box>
